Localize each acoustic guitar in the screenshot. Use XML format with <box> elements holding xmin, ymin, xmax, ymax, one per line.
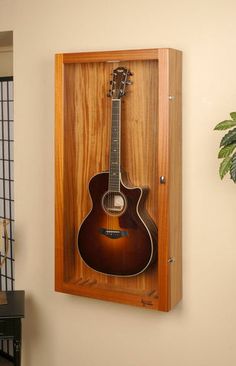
<box><xmin>78</xmin><ymin>67</ymin><xmax>157</xmax><ymax>276</ymax></box>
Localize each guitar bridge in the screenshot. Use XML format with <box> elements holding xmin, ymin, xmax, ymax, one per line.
<box><xmin>99</xmin><ymin>228</ymin><xmax>128</xmax><ymax>239</ymax></box>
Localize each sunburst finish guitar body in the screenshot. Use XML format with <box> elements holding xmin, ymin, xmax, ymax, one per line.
<box><xmin>78</xmin><ymin>67</ymin><xmax>157</xmax><ymax>276</ymax></box>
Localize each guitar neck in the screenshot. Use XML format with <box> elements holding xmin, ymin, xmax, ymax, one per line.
<box><xmin>108</xmin><ymin>99</ymin><xmax>121</xmax><ymax>192</ymax></box>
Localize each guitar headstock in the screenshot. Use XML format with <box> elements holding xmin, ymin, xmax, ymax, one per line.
<box><xmin>108</xmin><ymin>67</ymin><xmax>133</xmax><ymax>99</ymax></box>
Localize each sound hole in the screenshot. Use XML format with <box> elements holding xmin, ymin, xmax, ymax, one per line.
<box><xmin>102</xmin><ymin>191</ymin><xmax>127</xmax><ymax>216</ymax></box>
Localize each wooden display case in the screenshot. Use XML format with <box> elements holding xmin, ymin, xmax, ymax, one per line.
<box><xmin>55</xmin><ymin>48</ymin><xmax>182</xmax><ymax>311</ymax></box>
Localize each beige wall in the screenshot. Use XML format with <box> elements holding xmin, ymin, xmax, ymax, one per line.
<box><xmin>1</xmin><ymin>0</ymin><xmax>236</xmax><ymax>365</ymax></box>
<box><xmin>0</xmin><ymin>47</ymin><xmax>13</xmax><ymax>76</ymax></box>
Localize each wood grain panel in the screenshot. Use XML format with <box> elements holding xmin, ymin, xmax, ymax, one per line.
<box><xmin>64</xmin><ymin>60</ymin><xmax>159</xmax><ymax>295</ymax></box>
<box><xmin>156</xmin><ymin>49</ymin><xmax>182</xmax><ymax>311</ymax></box>
<box><xmin>63</xmin><ymin>48</ymin><xmax>160</xmax><ymax>64</ymax></box>
<box><xmin>55</xmin><ymin>54</ymin><xmax>64</xmax><ymax>291</ymax></box>
<box><xmin>156</xmin><ymin>49</ymin><xmax>170</xmax><ymax>311</ymax></box>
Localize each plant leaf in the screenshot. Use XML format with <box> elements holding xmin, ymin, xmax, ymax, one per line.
<box><xmin>214</xmin><ymin>120</ymin><xmax>236</xmax><ymax>130</ymax></box>
<box><xmin>219</xmin><ymin>156</ymin><xmax>232</xmax><ymax>179</ymax></box>
<box><xmin>218</xmin><ymin>143</ymin><xmax>236</xmax><ymax>158</ymax></box>
<box><xmin>220</xmin><ymin>127</ymin><xmax>236</xmax><ymax>146</ymax></box>
<box><xmin>230</xmin><ymin>153</ymin><xmax>236</xmax><ymax>182</ymax></box>
<box><xmin>230</xmin><ymin>112</ymin><xmax>236</xmax><ymax>121</ymax></box>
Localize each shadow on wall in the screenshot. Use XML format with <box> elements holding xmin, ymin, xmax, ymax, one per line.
<box><xmin>0</xmin><ymin>31</ymin><xmax>13</xmax><ymax>77</ymax></box>
<box><xmin>23</xmin><ymin>294</ymin><xmax>53</xmax><ymax>366</ymax></box>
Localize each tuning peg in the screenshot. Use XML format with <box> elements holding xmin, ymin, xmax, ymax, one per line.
<box><xmin>126</xmin><ymin>80</ymin><xmax>132</xmax><ymax>85</ymax></box>
<box><xmin>107</xmin><ymin>90</ymin><xmax>112</xmax><ymax>97</ymax></box>
<box><xmin>128</xmin><ymin>71</ymin><xmax>133</xmax><ymax>76</ymax></box>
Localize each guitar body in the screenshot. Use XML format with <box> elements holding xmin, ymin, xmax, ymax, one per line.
<box><xmin>78</xmin><ymin>172</ymin><xmax>157</xmax><ymax>276</ymax></box>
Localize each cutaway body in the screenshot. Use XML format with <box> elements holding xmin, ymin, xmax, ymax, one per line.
<box><xmin>78</xmin><ymin>172</ymin><xmax>157</xmax><ymax>276</ymax></box>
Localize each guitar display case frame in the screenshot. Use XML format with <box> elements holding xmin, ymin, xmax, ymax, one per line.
<box><xmin>55</xmin><ymin>48</ymin><xmax>182</xmax><ymax>312</ymax></box>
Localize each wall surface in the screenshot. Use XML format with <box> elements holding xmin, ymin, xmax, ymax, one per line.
<box><xmin>1</xmin><ymin>0</ymin><xmax>236</xmax><ymax>365</ymax></box>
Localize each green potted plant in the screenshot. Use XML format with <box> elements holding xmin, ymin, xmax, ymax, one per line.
<box><xmin>214</xmin><ymin>112</ymin><xmax>236</xmax><ymax>182</ymax></box>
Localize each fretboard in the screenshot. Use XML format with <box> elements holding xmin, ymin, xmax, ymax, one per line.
<box><xmin>108</xmin><ymin>99</ymin><xmax>121</xmax><ymax>192</ymax></box>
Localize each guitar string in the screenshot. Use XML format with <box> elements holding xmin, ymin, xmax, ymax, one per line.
<box><xmin>107</xmin><ymin>88</ymin><xmax>110</xmax><ymax>231</ymax></box>
<box><xmin>108</xmin><ymin>85</ymin><xmax>110</xmax><ymax>230</ymax></box>
<box><xmin>110</xmin><ymin>100</ymin><xmax>114</xmax><ymax>231</ymax></box>
<box><xmin>109</xmin><ymin>78</ymin><xmax>113</xmax><ymax>231</ymax></box>
<box><xmin>108</xmin><ymin>73</ymin><xmax>123</xmax><ymax>231</ymax></box>
<box><xmin>112</xmin><ymin>99</ymin><xmax>116</xmax><ymax>231</ymax></box>
<box><xmin>106</xmin><ymin>68</ymin><xmax>131</xmax><ymax>235</ymax></box>
<box><xmin>109</xmin><ymin>96</ymin><xmax>112</xmax><ymax>230</ymax></box>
